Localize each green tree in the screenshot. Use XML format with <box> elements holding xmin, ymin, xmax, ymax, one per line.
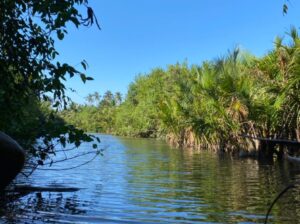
<box><xmin>0</xmin><ymin>0</ymin><xmax>100</xmax><ymax>166</ymax></box>
<box><xmin>114</xmin><ymin>92</ymin><xmax>123</xmax><ymax>106</ymax></box>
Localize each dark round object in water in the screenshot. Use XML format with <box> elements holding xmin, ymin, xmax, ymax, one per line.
<box><xmin>0</xmin><ymin>132</ymin><xmax>25</xmax><ymax>190</ymax></box>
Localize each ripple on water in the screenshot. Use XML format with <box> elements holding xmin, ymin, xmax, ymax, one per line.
<box><xmin>2</xmin><ymin>135</ymin><xmax>300</xmax><ymax>223</ymax></box>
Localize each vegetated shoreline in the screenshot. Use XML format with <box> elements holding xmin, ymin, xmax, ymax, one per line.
<box><xmin>85</xmin><ymin>131</ymin><xmax>261</xmax><ymax>160</ymax></box>
<box><xmin>60</xmin><ymin>29</ymin><xmax>300</xmax><ymax>159</ymax></box>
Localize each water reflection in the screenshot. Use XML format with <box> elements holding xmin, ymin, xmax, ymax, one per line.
<box><xmin>1</xmin><ymin>135</ymin><xmax>300</xmax><ymax>223</ymax></box>
<box><xmin>120</xmin><ymin>137</ymin><xmax>300</xmax><ymax>223</ymax></box>
<box><xmin>0</xmin><ymin>192</ymin><xmax>88</xmax><ymax>223</ymax></box>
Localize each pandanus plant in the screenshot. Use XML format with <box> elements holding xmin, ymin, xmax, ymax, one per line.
<box><xmin>255</xmin><ymin>27</ymin><xmax>300</xmax><ymax>141</ymax></box>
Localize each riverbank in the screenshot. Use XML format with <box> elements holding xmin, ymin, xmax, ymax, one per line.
<box><xmin>60</xmin><ymin>31</ymin><xmax>300</xmax><ymax>158</ymax></box>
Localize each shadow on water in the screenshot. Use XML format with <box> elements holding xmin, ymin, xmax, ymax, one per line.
<box><xmin>0</xmin><ymin>192</ymin><xmax>87</xmax><ymax>223</ymax></box>
<box><xmin>1</xmin><ymin>134</ymin><xmax>300</xmax><ymax>223</ymax></box>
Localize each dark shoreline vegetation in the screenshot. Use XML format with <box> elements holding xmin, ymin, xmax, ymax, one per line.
<box><xmin>60</xmin><ymin>29</ymin><xmax>300</xmax><ymax>158</ymax></box>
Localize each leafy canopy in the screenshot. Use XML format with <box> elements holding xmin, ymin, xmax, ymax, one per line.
<box><xmin>0</xmin><ymin>0</ymin><xmax>100</xmax><ymax>166</ymax></box>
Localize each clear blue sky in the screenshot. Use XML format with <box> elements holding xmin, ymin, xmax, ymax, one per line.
<box><xmin>56</xmin><ymin>0</ymin><xmax>300</xmax><ymax>104</ymax></box>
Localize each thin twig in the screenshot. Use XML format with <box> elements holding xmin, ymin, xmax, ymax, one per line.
<box><xmin>264</xmin><ymin>184</ymin><xmax>295</xmax><ymax>224</ymax></box>
<box><xmin>52</xmin><ymin>146</ymin><xmax>77</xmax><ymax>153</ymax></box>
<box><xmin>35</xmin><ymin>153</ymin><xmax>99</xmax><ymax>171</ymax></box>
<box><xmin>36</xmin><ymin>150</ymin><xmax>101</xmax><ymax>167</ymax></box>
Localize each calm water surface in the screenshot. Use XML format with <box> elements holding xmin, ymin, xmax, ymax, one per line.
<box><xmin>1</xmin><ymin>134</ymin><xmax>300</xmax><ymax>223</ymax></box>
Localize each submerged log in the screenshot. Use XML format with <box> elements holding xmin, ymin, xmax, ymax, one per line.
<box><xmin>286</xmin><ymin>155</ymin><xmax>300</xmax><ymax>164</ymax></box>
<box><xmin>240</xmin><ymin>135</ymin><xmax>300</xmax><ymax>160</ymax></box>
<box><xmin>240</xmin><ymin>135</ymin><xmax>300</xmax><ymax>146</ymax></box>
<box><xmin>0</xmin><ymin>132</ymin><xmax>25</xmax><ymax>190</ymax></box>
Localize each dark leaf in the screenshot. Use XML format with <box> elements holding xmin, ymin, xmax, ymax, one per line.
<box><xmin>80</xmin><ymin>73</ymin><xmax>87</xmax><ymax>83</ymax></box>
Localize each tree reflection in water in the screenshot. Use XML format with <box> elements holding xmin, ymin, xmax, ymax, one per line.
<box><xmin>2</xmin><ymin>135</ymin><xmax>300</xmax><ymax>223</ymax></box>
<box><xmin>0</xmin><ymin>192</ymin><xmax>87</xmax><ymax>223</ymax></box>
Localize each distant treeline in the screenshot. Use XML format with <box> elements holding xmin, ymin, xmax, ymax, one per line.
<box><xmin>60</xmin><ymin>29</ymin><xmax>300</xmax><ymax>153</ymax></box>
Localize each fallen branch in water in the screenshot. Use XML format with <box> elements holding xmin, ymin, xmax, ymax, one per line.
<box><xmin>286</xmin><ymin>155</ymin><xmax>300</xmax><ymax>163</ymax></box>
<box><xmin>240</xmin><ymin>135</ymin><xmax>300</xmax><ymax>145</ymax></box>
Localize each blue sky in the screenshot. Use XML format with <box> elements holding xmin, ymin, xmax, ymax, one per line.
<box><xmin>56</xmin><ymin>0</ymin><xmax>300</xmax><ymax>103</ymax></box>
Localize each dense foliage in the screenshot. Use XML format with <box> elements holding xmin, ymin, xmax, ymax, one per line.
<box><xmin>1</xmin><ymin>0</ymin><xmax>298</xmax><ymax>167</ymax></box>
<box><xmin>61</xmin><ymin>91</ymin><xmax>122</xmax><ymax>134</ymax></box>
<box><xmin>0</xmin><ymin>0</ymin><xmax>100</xmax><ymax>167</ymax></box>
<box><xmin>61</xmin><ymin>29</ymin><xmax>300</xmax><ymax>154</ymax></box>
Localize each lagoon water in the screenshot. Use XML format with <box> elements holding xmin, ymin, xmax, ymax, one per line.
<box><xmin>1</xmin><ymin>134</ymin><xmax>300</xmax><ymax>223</ymax></box>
